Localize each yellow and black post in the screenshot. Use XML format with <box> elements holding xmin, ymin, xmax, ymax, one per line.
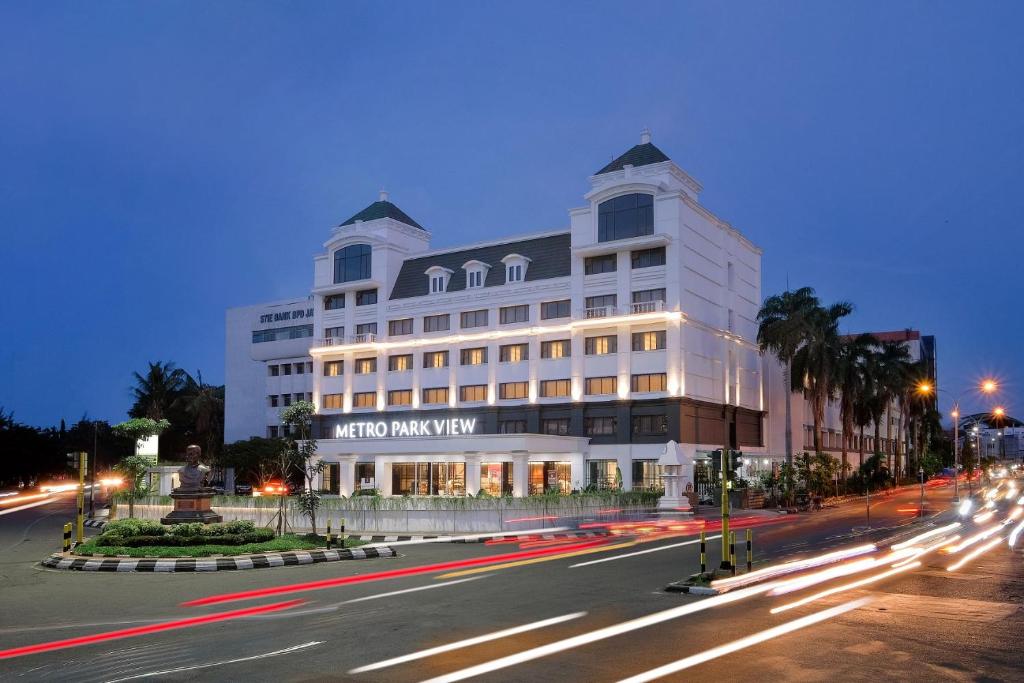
<box><xmin>699</xmin><ymin>531</ymin><xmax>706</xmax><ymax>575</ymax></box>
<box><xmin>326</xmin><ymin>519</ymin><xmax>332</xmax><ymax>550</ymax></box>
<box><xmin>746</xmin><ymin>528</ymin><xmax>753</xmax><ymax>572</ymax></box>
<box><xmin>720</xmin><ymin>448</ymin><xmax>731</xmax><ymax>570</ymax></box>
<box><xmin>76</xmin><ymin>452</ymin><xmax>87</xmax><ymax>543</ymax></box>
<box><xmin>340</xmin><ymin>517</ymin><xmax>346</xmax><ymax>548</ymax></box>
<box><xmin>62</xmin><ymin>522</ymin><xmax>72</xmax><ymax>552</ymax></box>
<box><xmin>729</xmin><ymin>531</ymin><xmax>736</xmax><ymax>576</ymax></box>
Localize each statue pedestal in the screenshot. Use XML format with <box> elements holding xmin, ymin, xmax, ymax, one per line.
<box><xmin>160</xmin><ymin>488</ymin><xmax>222</xmax><ymax>525</ymax></box>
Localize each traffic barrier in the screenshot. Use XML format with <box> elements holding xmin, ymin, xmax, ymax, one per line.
<box><xmin>62</xmin><ymin>523</ymin><xmax>72</xmax><ymax>552</ymax></box>
<box><xmin>746</xmin><ymin>528</ymin><xmax>753</xmax><ymax>572</ymax></box>
<box><xmin>729</xmin><ymin>531</ymin><xmax>736</xmax><ymax>576</ymax></box>
<box><xmin>326</xmin><ymin>519</ymin><xmax>333</xmax><ymax>550</ymax></box>
<box><xmin>699</xmin><ymin>531</ymin><xmax>706</xmax><ymax>574</ymax></box>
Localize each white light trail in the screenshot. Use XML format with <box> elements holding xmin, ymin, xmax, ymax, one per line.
<box><xmin>768</xmin><ymin>557</ymin><xmax>879</xmax><ymax>597</ymax></box>
<box><xmin>947</xmin><ymin>536</ymin><xmax>1003</xmax><ymax>572</ymax></box>
<box><xmin>973</xmin><ymin>510</ymin><xmax>995</xmax><ymax>523</ymax></box>
<box><xmin>711</xmin><ymin>544</ymin><xmax>876</xmax><ymax>591</ymax></box>
<box><xmin>892</xmin><ymin>535</ymin><xmax>960</xmax><ymax>568</ymax></box>
<box><xmin>770</xmin><ymin>562</ymin><xmax>919</xmax><ymax>614</ymax></box>
<box><xmin>418</xmin><ymin>581</ymin><xmax>779</xmax><ymax>683</ymax></box>
<box><xmin>958</xmin><ymin>499</ymin><xmax>973</xmax><ymax>516</ymax></box>
<box><xmin>0</xmin><ymin>497</ymin><xmax>61</xmax><ymax>517</ymax></box>
<box><xmin>570</xmin><ymin>535</ymin><xmax>721</xmax><ymax>568</ymax></box>
<box><xmin>349</xmin><ymin>612</ymin><xmax>586</xmax><ymax>674</ymax></box>
<box><xmin>1008</xmin><ymin>521</ymin><xmax>1024</xmax><ymax>548</ymax></box>
<box><xmin>946</xmin><ymin>523</ymin><xmax>1004</xmax><ymax>554</ymax></box>
<box><xmin>617</xmin><ymin>598</ymin><xmax>871</xmax><ymax>683</ymax></box>
<box><xmin>891</xmin><ymin>523</ymin><xmax>960</xmax><ymax>550</ymax></box>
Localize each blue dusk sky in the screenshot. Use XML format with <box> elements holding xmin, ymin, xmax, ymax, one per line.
<box><xmin>1</xmin><ymin>1</ymin><xmax>1021</xmax><ymax>427</ymax></box>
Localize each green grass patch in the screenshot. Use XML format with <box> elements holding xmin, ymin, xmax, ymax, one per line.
<box><xmin>74</xmin><ymin>534</ymin><xmax>367</xmax><ymax>558</ymax></box>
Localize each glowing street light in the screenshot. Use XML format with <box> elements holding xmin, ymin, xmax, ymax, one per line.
<box><xmin>993</xmin><ymin>406</ymin><xmax>1006</xmax><ymax>418</ymax></box>
<box><xmin>982</xmin><ymin>379</ymin><xmax>998</xmax><ymax>394</ymax></box>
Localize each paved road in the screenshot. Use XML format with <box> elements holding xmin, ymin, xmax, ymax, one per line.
<box><xmin>0</xmin><ymin>481</ymin><xmax>1020</xmax><ymax>682</ymax></box>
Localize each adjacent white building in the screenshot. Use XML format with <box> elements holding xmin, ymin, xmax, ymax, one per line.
<box><xmin>225</xmin><ymin>130</ymin><xmax>767</xmax><ymax>497</ymax></box>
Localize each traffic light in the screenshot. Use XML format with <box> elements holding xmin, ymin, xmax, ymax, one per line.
<box><xmin>66</xmin><ymin>452</ymin><xmax>78</xmax><ymax>470</ymax></box>
<box><xmin>730</xmin><ymin>450</ymin><xmax>744</xmax><ymax>472</ymax></box>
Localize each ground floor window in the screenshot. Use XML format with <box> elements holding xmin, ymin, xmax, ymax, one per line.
<box><xmin>391</xmin><ymin>462</ymin><xmax>466</xmax><ymax>496</ymax></box>
<box><xmin>528</xmin><ymin>462</ymin><xmax>571</xmax><ymax>494</ymax></box>
<box><xmin>587</xmin><ymin>460</ymin><xmax>619</xmax><ymax>489</ymax></box>
<box><xmin>480</xmin><ymin>462</ymin><xmax>513</xmax><ymax>496</ymax></box>
<box><xmin>694</xmin><ymin>458</ymin><xmax>714</xmax><ymax>498</ymax></box>
<box><xmin>320</xmin><ymin>462</ymin><xmax>340</xmax><ymax>495</ymax></box>
<box><xmin>355</xmin><ymin>463</ymin><xmax>375</xmax><ymax>491</ymax></box>
<box><xmin>631</xmin><ymin>460</ymin><xmax>663</xmax><ymax>491</ymax></box>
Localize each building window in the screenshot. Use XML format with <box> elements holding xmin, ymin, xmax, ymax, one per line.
<box><xmin>460</xmin><ymin>384</ymin><xmax>487</xmax><ymax>402</ymax></box>
<box><xmin>356</xmin><ymin>288</ymin><xmax>378</xmax><ymax>306</ymax></box>
<box><xmin>252</xmin><ymin>324</ymin><xmax>314</xmax><ymax>343</ymax></box>
<box><xmin>388</xmin><ymin>389</ymin><xmax>413</xmax><ymax>406</ymax></box>
<box><xmin>460</xmin><ymin>347</ymin><xmax>487</xmax><ymax>365</ymax></box>
<box><xmin>541</xmin><ymin>418</ymin><xmax>570</xmax><ymax>435</ymax></box>
<box><xmin>541</xmin><ymin>300</ymin><xmax>571</xmax><ymax>320</ymax></box>
<box><xmin>269</xmin><ymin>395</ymin><xmax>279</xmax><ymax>407</ymax></box>
<box><xmin>325</xmin><ymin>326</ymin><xmax>345</xmax><ymax>341</ymax></box>
<box><xmin>389</xmin><ymin>318</ymin><xmax>413</xmax><ymax>336</ymax></box>
<box><xmin>333</xmin><ymin>243</ymin><xmax>372</xmax><ymax>283</ymax></box>
<box><xmin>506</xmin><ymin>264</ymin><xmax>523</xmax><ymax>283</ymax></box>
<box><xmin>430</xmin><ymin>274</ymin><xmax>447</xmax><ymax>293</ymax></box>
<box><xmin>467</xmin><ymin>269</ymin><xmax>484</xmax><ymax>288</ymax></box>
<box><xmin>499</xmin><ymin>382</ymin><xmax>529</xmax><ymax>400</ymax></box>
<box><xmin>632</xmin><ymin>330</ymin><xmax>667</xmax><ymax>351</ymax></box>
<box><xmin>632</xmin><ymin>460</ymin><xmax>664</xmax><ymax>490</ymax></box>
<box><xmin>499</xmin><ymin>419</ymin><xmax>527</xmax><ymax>434</ymax></box>
<box><xmin>540</xmin><ymin>340</ymin><xmax>571</xmax><ymax>359</ymax></box>
<box><xmin>632</xmin><ymin>414</ymin><xmax>668</xmax><ymax>435</ymax></box>
<box><xmin>499</xmin><ymin>343</ymin><xmax>528</xmax><ymax>363</ymax></box>
<box><xmin>388</xmin><ymin>354</ymin><xmax>412</xmax><ymax>372</ymax></box>
<box><xmin>295</xmin><ymin>362</ymin><xmax>305</xmax><ymax>375</ymax></box>
<box><xmin>324</xmin><ymin>360</ymin><xmax>344</xmax><ymax>377</ymax></box>
<box><xmin>597</xmin><ymin>193</ymin><xmax>654</xmax><ymax>242</ymax></box>
<box><xmin>584</xmin><ymin>335</ymin><xmax>617</xmax><ymax>355</ymax></box>
<box><xmin>631</xmin><ymin>373</ymin><xmax>667</xmax><ymax>392</ymax></box>
<box><xmin>324</xmin><ymin>294</ymin><xmax>345</xmax><ymax>310</ymax></box>
<box><xmin>294</xmin><ymin>393</ymin><xmax>304</xmax><ymax>403</ymax></box>
<box><xmin>632</xmin><ymin>288</ymin><xmax>666</xmax><ymax>305</ymax></box>
<box><xmin>460</xmin><ymin>309</ymin><xmax>489</xmax><ymax>329</ymax></box>
<box><xmin>499</xmin><ymin>304</ymin><xmax>529</xmax><ymax>325</ymax></box>
<box><xmin>282</xmin><ymin>364</ymin><xmax>292</xmax><ymax>376</ymax></box>
<box><xmin>587</xmin><ymin>460</ymin><xmax>618</xmax><ymax>488</ymax></box>
<box><xmin>269</xmin><ymin>365</ymin><xmax>279</xmax><ymax>376</ymax></box>
<box><xmin>356</xmin><ymin>322</ymin><xmax>377</xmax><ymax>337</ymax></box>
<box><xmin>585</xmin><ymin>376</ymin><xmax>617</xmax><ymax>395</ymax></box>
<box><xmin>423</xmin><ymin>314</ymin><xmax>450</xmax><ymax>332</ymax></box>
<box><xmin>631</xmin><ymin>247</ymin><xmax>666</xmax><ymax>269</ymax></box>
<box><xmin>320</xmin><ymin>462</ymin><xmax>340</xmax><ymax>495</ymax></box>
<box><xmin>585</xmin><ymin>294</ymin><xmax>617</xmax><ymax>312</ymax></box>
<box><xmin>422</xmin><ymin>387</ymin><xmax>449</xmax><ymax>405</ymax></box>
<box><xmin>585</xmin><ymin>417</ymin><xmax>617</xmax><ymax>437</ymax></box>
<box><xmin>539</xmin><ymin>379</ymin><xmax>571</xmax><ymax>398</ymax></box>
<box><xmin>353</xmin><ymin>392</ymin><xmax>376</xmax><ymax>408</ymax></box>
<box><xmin>354</xmin><ymin>357</ymin><xmax>377</xmax><ymax>374</ymax></box>
<box><xmin>584</xmin><ymin>253</ymin><xmax>617</xmax><ymax>275</ymax></box>
<box><xmin>423</xmin><ymin>350</ymin><xmax>449</xmax><ymax>368</ymax></box>
<box><xmin>322</xmin><ymin>394</ymin><xmax>343</xmax><ymax>410</ymax></box>
<box><xmin>267</xmin><ymin>426</ymin><xmax>279</xmax><ymax>438</ymax></box>
<box><xmin>480</xmin><ymin>462</ymin><xmax>513</xmax><ymax>496</ymax></box>
<box><xmin>282</xmin><ymin>394</ymin><xmax>292</xmax><ymax>407</ymax></box>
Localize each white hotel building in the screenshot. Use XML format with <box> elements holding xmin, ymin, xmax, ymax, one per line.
<box><xmin>225</xmin><ymin>131</ymin><xmax>767</xmax><ymax>497</ymax></box>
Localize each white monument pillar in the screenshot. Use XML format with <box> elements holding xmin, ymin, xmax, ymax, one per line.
<box><xmin>657</xmin><ymin>440</ymin><xmax>692</xmax><ymax>515</ymax></box>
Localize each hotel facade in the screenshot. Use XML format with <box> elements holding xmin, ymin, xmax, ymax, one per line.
<box><xmin>225</xmin><ymin>131</ymin><xmax>767</xmax><ymax>498</ymax></box>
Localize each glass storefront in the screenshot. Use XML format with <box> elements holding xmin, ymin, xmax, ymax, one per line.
<box><xmin>355</xmin><ymin>463</ymin><xmax>376</xmax><ymax>491</ymax></box>
<box><xmin>587</xmin><ymin>459</ymin><xmax>619</xmax><ymax>489</ymax></box>
<box><xmin>480</xmin><ymin>462</ymin><xmax>513</xmax><ymax>496</ymax></box>
<box><xmin>631</xmin><ymin>460</ymin><xmax>664</xmax><ymax>491</ymax></box>
<box><xmin>320</xmin><ymin>462</ymin><xmax>340</xmax><ymax>494</ymax></box>
<box><xmin>529</xmin><ymin>462</ymin><xmax>572</xmax><ymax>494</ymax></box>
<box><xmin>391</xmin><ymin>462</ymin><xmax>466</xmax><ymax>496</ymax></box>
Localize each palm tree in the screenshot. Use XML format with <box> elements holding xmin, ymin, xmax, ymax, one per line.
<box><xmin>836</xmin><ymin>333</ymin><xmax>876</xmax><ymax>484</ymax></box>
<box><xmin>757</xmin><ymin>287</ymin><xmax>820</xmax><ymax>474</ymax></box>
<box><xmin>174</xmin><ymin>371</ymin><xmax>225</xmax><ymax>460</ymax></box>
<box><xmin>130</xmin><ymin>361</ymin><xmax>186</xmax><ymax>420</ymax></box>
<box><xmin>874</xmin><ymin>341</ymin><xmax>912</xmax><ymax>477</ymax></box>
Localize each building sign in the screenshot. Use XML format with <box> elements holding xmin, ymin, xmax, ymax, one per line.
<box><xmin>259</xmin><ymin>307</ymin><xmax>314</xmax><ymax>325</ymax></box>
<box><xmin>335</xmin><ymin>417</ymin><xmax>478</xmax><ymax>439</ymax></box>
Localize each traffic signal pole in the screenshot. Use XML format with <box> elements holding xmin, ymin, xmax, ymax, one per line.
<box><xmin>720</xmin><ymin>448</ymin><xmax>731</xmax><ymax>570</ymax></box>
<box><xmin>76</xmin><ymin>452</ymin><xmax>87</xmax><ymax>543</ymax></box>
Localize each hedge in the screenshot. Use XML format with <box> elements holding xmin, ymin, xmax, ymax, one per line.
<box><xmin>95</xmin><ymin>528</ymin><xmax>275</xmax><ymax>547</ymax></box>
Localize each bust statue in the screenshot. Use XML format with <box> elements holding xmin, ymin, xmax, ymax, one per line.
<box><xmin>176</xmin><ymin>444</ymin><xmax>209</xmax><ymax>491</ymax></box>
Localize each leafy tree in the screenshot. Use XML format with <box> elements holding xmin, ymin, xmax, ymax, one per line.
<box><xmin>173</xmin><ymin>371</ymin><xmax>225</xmax><ymax>460</ymax></box>
<box><xmin>219</xmin><ymin>437</ymin><xmax>284</xmax><ymax>487</ymax></box>
<box><xmin>280</xmin><ymin>401</ymin><xmax>324</xmax><ymax>535</ymax></box>
<box><xmin>114</xmin><ymin>455</ymin><xmax>154</xmax><ymax>518</ymax></box>
<box><xmin>791</xmin><ymin>300</ymin><xmax>853</xmax><ymax>455</ymax></box>
<box><xmin>130</xmin><ymin>361</ymin><xmax>186</xmax><ymax>421</ymax></box>
<box><xmin>836</xmin><ymin>333</ymin><xmax>876</xmax><ymax>487</ymax></box>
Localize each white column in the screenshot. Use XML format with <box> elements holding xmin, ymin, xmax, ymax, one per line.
<box><xmin>571</xmin><ymin>453</ymin><xmax>586</xmax><ymax>492</ymax></box>
<box><xmin>465</xmin><ymin>453</ymin><xmax>481</xmax><ymax>496</ymax></box>
<box><xmin>511</xmin><ymin>451</ymin><xmax>529</xmax><ymax>497</ymax></box>
<box><xmin>378</xmin><ymin>457</ymin><xmax>392</xmax><ymax>495</ymax></box>
<box><xmin>619</xmin><ymin>448</ymin><xmax>633</xmax><ymax>491</ymax></box>
<box><xmin>339</xmin><ymin>455</ymin><xmax>356</xmax><ymax>497</ymax></box>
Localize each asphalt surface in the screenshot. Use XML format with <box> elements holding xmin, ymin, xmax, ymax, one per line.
<box><xmin>0</xmin><ymin>481</ymin><xmax>1020</xmax><ymax>682</ymax></box>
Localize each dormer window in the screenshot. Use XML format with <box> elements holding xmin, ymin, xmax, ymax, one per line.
<box><xmin>461</xmin><ymin>259</ymin><xmax>491</xmax><ymax>289</ymax></box>
<box><xmin>500</xmin><ymin>254</ymin><xmax>531</xmax><ymax>285</ymax></box>
<box><xmin>425</xmin><ymin>266</ymin><xmax>453</xmax><ymax>294</ymax></box>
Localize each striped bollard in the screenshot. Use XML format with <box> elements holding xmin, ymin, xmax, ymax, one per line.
<box><xmin>729</xmin><ymin>531</ymin><xmax>736</xmax><ymax>576</ymax></box>
<box><xmin>326</xmin><ymin>519</ymin><xmax>332</xmax><ymax>550</ymax></box>
<box><xmin>746</xmin><ymin>528</ymin><xmax>753</xmax><ymax>572</ymax></box>
<box><xmin>62</xmin><ymin>523</ymin><xmax>72</xmax><ymax>552</ymax></box>
<box><xmin>340</xmin><ymin>517</ymin><xmax>345</xmax><ymax>548</ymax></box>
<box><xmin>699</xmin><ymin>531</ymin><xmax>706</xmax><ymax>575</ymax></box>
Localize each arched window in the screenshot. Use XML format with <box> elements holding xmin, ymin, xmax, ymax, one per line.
<box><xmin>333</xmin><ymin>244</ymin><xmax>372</xmax><ymax>283</ymax></box>
<box><xmin>598</xmin><ymin>193</ymin><xmax>654</xmax><ymax>242</ymax></box>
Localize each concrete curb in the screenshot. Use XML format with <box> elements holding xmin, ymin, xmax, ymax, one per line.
<box><xmin>84</xmin><ymin>518</ymin><xmax>106</xmax><ymax>529</ymax></box>
<box><xmin>40</xmin><ymin>546</ymin><xmax>397</xmax><ymax>572</ymax></box>
<box><xmin>356</xmin><ymin>530</ymin><xmax>610</xmax><ymax>544</ymax></box>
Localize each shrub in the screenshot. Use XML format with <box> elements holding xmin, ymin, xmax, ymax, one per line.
<box><xmin>221</xmin><ymin>519</ymin><xmax>257</xmax><ymax>535</ymax></box>
<box><xmin>103</xmin><ymin>519</ymin><xmax>166</xmax><ymax>537</ymax></box>
<box><xmin>168</xmin><ymin>522</ymin><xmax>206</xmax><ymax>537</ymax></box>
<box><xmin>94</xmin><ymin>529</ymin><xmax>275</xmax><ymax>547</ymax></box>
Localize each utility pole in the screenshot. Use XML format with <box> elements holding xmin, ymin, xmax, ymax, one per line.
<box><xmin>75</xmin><ymin>452</ymin><xmax>87</xmax><ymax>543</ymax></box>
<box><xmin>720</xmin><ymin>448</ymin><xmax>731</xmax><ymax>570</ymax></box>
<box><xmin>89</xmin><ymin>422</ymin><xmax>97</xmax><ymax>517</ymax></box>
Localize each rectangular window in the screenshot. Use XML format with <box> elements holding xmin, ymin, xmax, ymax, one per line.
<box><xmin>585</xmin><ymin>294</ymin><xmax>617</xmax><ymax>310</ymax></box>
<box><xmin>422</xmin><ymin>387</ymin><xmax>449</xmax><ymax>405</ymax></box>
<box><xmin>423</xmin><ymin>350</ymin><xmax>449</xmax><ymax>368</ymax></box>
<box><xmin>540</xmin><ymin>340</ymin><xmax>571</xmax><ymax>359</ymax></box>
<box><xmin>539</xmin><ymin>379</ymin><xmax>571</xmax><ymax>398</ymax></box>
<box><xmin>460</xmin><ymin>384</ymin><xmax>487</xmax><ymax>402</ymax></box>
<box><xmin>356</xmin><ymin>322</ymin><xmax>378</xmax><ymax>337</ymax></box>
<box><xmin>320</xmin><ymin>462</ymin><xmax>340</xmax><ymax>495</ymax></box>
<box><xmin>282</xmin><ymin>364</ymin><xmax>292</xmax><ymax>376</ymax></box>
<box><xmin>632</xmin><ymin>460</ymin><xmax>664</xmax><ymax>490</ymax></box>
<box><xmin>269</xmin><ymin>365</ymin><xmax>279</xmax><ymax>376</ymax></box>
<box><xmin>267</xmin><ymin>425</ymin><xmax>279</xmax><ymax>438</ymax></box>
<box><xmin>585</xmin><ymin>376</ymin><xmax>617</xmax><ymax>395</ymax></box>
<box><xmin>252</xmin><ymin>324</ymin><xmax>314</xmax><ymax>343</ymax></box>
<box><xmin>322</xmin><ymin>393</ymin><xmax>343</xmax><ymax>410</ymax></box>
<box><xmin>269</xmin><ymin>395</ymin><xmax>279</xmax><ymax>407</ymax></box>
<box><xmin>540</xmin><ymin>299</ymin><xmax>571</xmax><ymax>320</ymax></box>
<box><xmin>480</xmin><ymin>462</ymin><xmax>513</xmax><ymax>496</ymax></box>
<box><xmin>584</xmin><ymin>335</ymin><xmax>617</xmax><ymax>355</ymax></box>
<box><xmin>631</xmin><ymin>246</ymin><xmax>666</xmax><ymax>269</ymax></box>
<box><xmin>506</xmin><ymin>264</ymin><xmax>523</xmax><ymax>282</ymax></box>
<box><xmin>282</xmin><ymin>394</ymin><xmax>292</xmax><ymax>406</ymax></box>
<box><xmin>632</xmin><ymin>288</ymin><xmax>666</xmax><ymax>304</ymax></box>
<box><xmin>295</xmin><ymin>362</ymin><xmax>305</xmax><ymax>375</ymax></box>
<box><xmin>325</xmin><ymin>326</ymin><xmax>344</xmax><ymax>340</ymax></box>
<box><xmin>324</xmin><ymin>294</ymin><xmax>345</xmax><ymax>310</ymax></box>
<box><xmin>541</xmin><ymin>418</ymin><xmax>570</xmax><ymax>435</ymax></box>
<box><xmin>598</xmin><ymin>193</ymin><xmax>654</xmax><ymax>242</ymax></box>
<box><xmin>460</xmin><ymin>347</ymin><xmax>487</xmax><ymax>365</ymax></box>
<box><xmin>499</xmin><ymin>381</ymin><xmax>529</xmax><ymax>400</ymax></box>
<box><xmin>294</xmin><ymin>393</ymin><xmax>304</xmax><ymax>403</ymax></box>
<box><xmin>388</xmin><ymin>354</ymin><xmax>412</xmax><ymax>372</ymax></box>
<box><xmin>353</xmin><ymin>392</ymin><xmax>376</xmax><ymax>408</ymax></box>
<box><xmin>424</xmin><ymin>314</ymin><xmax>450</xmax><ymax>332</ymax></box>
<box><xmin>631</xmin><ymin>330</ymin><xmax>667</xmax><ymax>351</ymax></box>
<box><xmin>388</xmin><ymin>318</ymin><xmax>413</xmax><ymax>336</ymax></box>
<box><xmin>356</xmin><ymin>288</ymin><xmax>378</xmax><ymax>306</ymax></box>
<box><xmin>584</xmin><ymin>253</ymin><xmax>617</xmax><ymax>275</ymax></box>
<box><xmin>499</xmin><ymin>343</ymin><xmax>528</xmax><ymax>362</ymax></box>
<box><xmin>499</xmin><ymin>419</ymin><xmax>527</xmax><ymax>434</ymax></box>
<box><xmin>631</xmin><ymin>373</ymin><xmax>667</xmax><ymax>393</ymax></box>
<box><xmin>354</xmin><ymin>357</ymin><xmax>377</xmax><ymax>374</ymax></box>
<box><xmin>467</xmin><ymin>270</ymin><xmax>483</xmax><ymax>288</ymax></box>
<box><xmin>430</xmin><ymin>274</ymin><xmax>446</xmax><ymax>293</ymax></box>
<box><xmin>460</xmin><ymin>309</ymin><xmax>489</xmax><ymax>329</ymax></box>
<box><xmin>324</xmin><ymin>360</ymin><xmax>343</xmax><ymax>376</ymax></box>
<box><xmin>585</xmin><ymin>417</ymin><xmax>617</xmax><ymax>436</ymax></box>
<box><xmin>632</xmin><ymin>414</ymin><xmax>668</xmax><ymax>435</ymax></box>
<box><xmin>499</xmin><ymin>304</ymin><xmax>529</xmax><ymax>324</ymax></box>
<box><xmin>387</xmin><ymin>389</ymin><xmax>412</xmax><ymax>406</ymax></box>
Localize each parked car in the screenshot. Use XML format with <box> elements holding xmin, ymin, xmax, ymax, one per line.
<box><xmin>209</xmin><ymin>481</ymin><xmax>226</xmax><ymax>495</ymax></box>
<box><xmin>234</xmin><ymin>483</ymin><xmax>253</xmax><ymax>496</ymax></box>
<box><xmin>258</xmin><ymin>481</ymin><xmax>289</xmax><ymax>496</ymax></box>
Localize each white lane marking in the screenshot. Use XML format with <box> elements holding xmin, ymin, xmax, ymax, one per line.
<box><xmin>617</xmin><ymin>598</ymin><xmax>871</xmax><ymax>683</ymax></box>
<box><xmin>0</xmin><ymin>497</ymin><xmax>61</xmax><ymax>516</ymax></box>
<box><xmin>419</xmin><ymin>581</ymin><xmax>779</xmax><ymax>683</ymax></box>
<box><xmin>102</xmin><ymin>641</ymin><xmax>323</xmax><ymax>682</ymax></box>
<box><xmin>569</xmin><ymin>535</ymin><xmax>722</xmax><ymax>568</ymax></box>
<box><xmin>349</xmin><ymin>612</ymin><xmax>586</xmax><ymax>674</ymax></box>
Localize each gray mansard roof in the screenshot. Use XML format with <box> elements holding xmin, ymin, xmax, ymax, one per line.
<box><xmin>390</xmin><ymin>232</ymin><xmax>571</xmax><ymax>300</ymax></box>
<box><xmin>340</xmin><ymin>199</ymin><xmax>425</xmax><ymax>230</ymax></box>
<box><xmin>595</xmin><ymin>142</ymin><xmax>671</xmax><ymax>175</ymax></box>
